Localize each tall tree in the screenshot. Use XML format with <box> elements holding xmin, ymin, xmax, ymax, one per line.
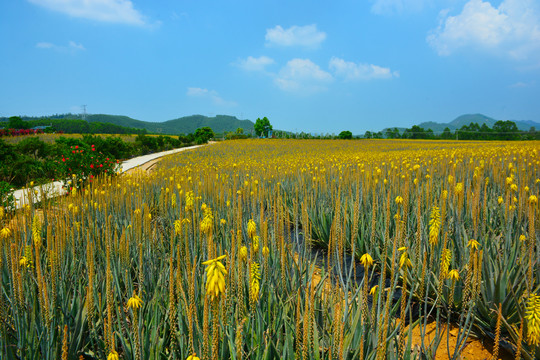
<box><xmin>254</xmin><ymin>117</ymin><xmax>272</xmax><ymax>137</ymax></box>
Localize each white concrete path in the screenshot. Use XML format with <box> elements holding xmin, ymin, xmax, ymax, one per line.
<box><xmin>11</xmin><ymin>143</ymin><xmax>209</xmax><ymax>209</ymax></box>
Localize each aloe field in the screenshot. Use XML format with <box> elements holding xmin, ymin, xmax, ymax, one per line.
<box><xmin>0</xmin><ymin>139</ymin><xmax>539</xmax><ymax>360</ymax></box>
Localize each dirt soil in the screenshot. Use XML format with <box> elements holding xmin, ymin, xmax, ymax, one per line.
<box><xmin>406</xmin><ymin>320</ymin><xmax>512</xmax><ymax>360</ymax></box>
<box><xmin>299</xmin><ymin>253</ymin><xmax>513</xmax><ymax>360</ymax></box>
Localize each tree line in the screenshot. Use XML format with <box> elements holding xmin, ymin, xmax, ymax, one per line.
<box><xmin>366</xmin><ymin>120</ymin><xmax>540</xmax><ymax>140</ymax></box>
<box><xmin>1</xmin><ymin>117</ymin><xmax>147</xmax><ymax>135</ymax></box>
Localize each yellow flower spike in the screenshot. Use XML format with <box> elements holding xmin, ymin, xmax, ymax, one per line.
<box><xmin>360</xmin><ymin>253</ymin><xmax>373</xmax><ymax>268</ymax></box>
<box><xmin>250</xmin><ymin>262</ymin><xmax>261</xmax><ymax>302</ymax></box>
<box><xmin>525</xmin><ymin>293</ymin><xmax>540</xmax><ymax>346</ymax></box>
<box><xmin>107</xmin><ymin>350</ymin><xmax>120</xmax><ymax>360</ymax></box>
<box><xmin>429</xmin><ymin>206</ymin><xmax>441</xmax><ymax>246</ymax></box>
<box><xmin>239</xmin><ymin>246</ymin><xmax>248</xmax><ymax>261</ymax></box>
<box><xmin>262</xmin><ymin>246</ymin><xmax>270</xmax><ymax>257</ymax></box>
<box><xmin>174</xmin><ymin>220</ymin><xmax>182</xmax><ymax>235</ymax></box>
<box><xmin>519</xmin><ymin>234</ymin><xmax>526</xmax><ymax>242</ymax></box>
<box><xmin>0</xmin><ymin>227</ymin><xmax>12</xmax><ymax>239</ymax></box>
<box><xmin>510</xmin><ymin>184</ymin><xmax>518</xmax><ymax>192</ymax></box>
<box><xmin>186</xmin><ymin>354</ymin><xmax>201</xmax><ymax>360</ymax></box>
<box><xmin>253</xmin><ymin>235</ymin><xmax>260</xmax><ymax>252</ymax></box>
<box><xmin>127</xmin><ymin>292</ymin><xmax>143</xmax><ymax>310</ymax></box>
<box><xmin>203</xmin><ymin>255</ymin><xmax>227</xmax><ymax>301</ymax></box>
<box><xmin>467</xmin><ymin>239</ymin><xmax>480</xmax><ymax>251</ymax></box>
<box><xmin>529</xmin><ymin>195</ymin><xmax>538</xmax><ymax>205</ymax></box>
<box><xmin>395</xmin><ymin>196</ymin><xmax>403</xmax><ymax>204</ymax></box>
<box><xmin>247</xmin><ymin>219</ymin><xmax>257</xmax><ymax>239</ymax></box>
<box><xmin>369</xmin><ymin>285</ymin><xmax>379</xmax><ymax>296</ymax></box>
<box><xmin>448</xmin><ymin>269</ymin><xmax>460</xmax><ymax>281</ymax></box>
<box><xmin>399</xmin><ymin>251</ymin><xmax>412</xmax><ymax>270</ymax></box>
<box><xmin>498</xmin><ymin>196</ymin><xmax>503</xmax><ymax>205</ymax></box>
<box><xmin>220</xmin><ymin>219</ymin><xmax>226</xmax><ymax>225</ymax></box>
<box><xmin>19</xmin><ymin>257</ymin><xmax>29</xmax><ymax>268</ymax></box>
<box><xmin>201</xmin><ymin>254</ymin><xmax>226</xmax><ymax>265</ymax></box>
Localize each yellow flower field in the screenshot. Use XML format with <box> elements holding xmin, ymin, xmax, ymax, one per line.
<box><xmin>0</xmin><ymin>139</ymin><xmax>539</xmax><ymax>359</ymax></box>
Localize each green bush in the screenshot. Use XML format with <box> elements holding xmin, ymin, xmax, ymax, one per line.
<box><xmin>0</xmin><ymin>181</ymin><xmax>15</xmax><ymax>214</ymax></box>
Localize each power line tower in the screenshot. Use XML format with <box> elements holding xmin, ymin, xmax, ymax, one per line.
<box><xmin>81</xmin><ymin>105</ymin><xmax>87</xmax><ymax>121</ymax></box>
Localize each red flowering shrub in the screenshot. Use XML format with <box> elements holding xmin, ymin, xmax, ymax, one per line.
<box><xmin>55</xmin><ymin>144</ymin><xmax>119</xmax><ymax>192</ymax></box>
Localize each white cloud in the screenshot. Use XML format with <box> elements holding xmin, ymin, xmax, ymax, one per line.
<box><xmin>36</xmin><ymin>42</ymin><xmax>55</xmax><ymax>49</ymax></box>
<box><xmin>186</xmin><ymin>87</ymin><xmax>237</xmax><ymax>107</ymax></box>
<box><xmin>371</xmin><ymin>0</ymin><xmax>430</xmax><ymax>15</ymax></box>
<box><xmin>274</xmin><ymin>58</ymin><xmax>333</xmax><ymax>93</ymax></box>
<box><xmin>265</xmin><ymin>24</ymin><xmax>326</xmax><ymax>48</ymax></box>
<box><xmin>329</xmin><ymin>57</ymin><xmax>398</xmax><ymax>80</ymax></box>
<box><xmin>36</xmin><ymin>41</ymin><xmax>86</xmax><ymax>52</ymax></box>
<box><xmin>427</xmin><ymin>0</ymin><xmax>540</xmax><ymax>60</ymax></box>
<box><xmin>28</xmin><ymin>0</ymin><xmax>147</xmax><ymax>26</ymax></box>
<box><xmin>237</xmin><ymin>56</ymin><xmax>275</xmax><ymax>72</ymax></box>
<box><xmin>510</xmin><ymin>81</ymin><xmax>534</xmax><ymax>88</ymax></box>
<box><xmin>68</xmin><ymin>41</ymin><xmax>86</xmax><ymax>50</ymax></box>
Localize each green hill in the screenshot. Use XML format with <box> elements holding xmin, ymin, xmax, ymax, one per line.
<box><xmin>87</xmin><ymin>114</ymin><xmax>255</xmax><ymax>134</ymax></box>
<box><xmin>416</xmin><ymin>114</ymin><xmax>538</xmax><ymax>133</ymax></box>
<box><xmin>1</xmin><ymin>114</ymin><xmax>255</xmax><ymax>135</ymax></box>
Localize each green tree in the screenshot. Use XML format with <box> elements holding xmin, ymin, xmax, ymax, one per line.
<box><xmin>493</xmin><ymin>120</ymin><xmax>519</xmax><ymax>140</ymax></box>
<box><xmin>441</xmin><ymin>127</ymin><xmax>453</xmax><ymax>139</ymax></box>
<box><xmin>194</xmin><ymin>127</ymin><xmax>215</xmax><ymax>144</ymax></box>
<box><xmin>338</xmin><ymin>130</ymin><xmax>353</xmax><ymax>139</ymax></box>
<box><xmin>8</xmin><ymin>116</ymin><xmax>29</xmax><ymax>129</ymax></box>
<box><xmin>235</xmin><ymin>127</ymin><xmax>244</xmax><ymax>135</ymax></box>
<box><xmin>16</xmin><ymin>137</ymin><xmax>50</xmax><ymax>159</ymax></box>
<box><xmin>254</xmin><ymin>117</ymin><xmax>272</xmax><ymax>137</ymax></box>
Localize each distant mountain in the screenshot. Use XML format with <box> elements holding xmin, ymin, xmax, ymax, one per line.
<box><xmin>417</xmin><ymin>114</ymin><xmax>539</xmax><ymax>132</ymax></box>
<box><xmin>1</xmin><ymin>113</ymin><xmax>255</xmax><ymax>135</ymax></box>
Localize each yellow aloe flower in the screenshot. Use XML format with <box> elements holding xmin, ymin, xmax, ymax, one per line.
<box><xmin>107</xmin><ymin>350</ymin><xmax>119</xmax><ymax>360</ymax></box>
<box><xmin>498</xmin><ymin>196</ymin><xmax>503</xmax><ymax>205</ymax></box>
<box><xmin>448</xmin><ymin>269</ymin><xmax>460</xmax><ymax>281</ymax></box>
<box><xmin>250</xmin><ymin>262</ymin><xmax>261</xmax><ymax>302</ymax></box>
<box><xmin>519</xmin><ymin>234</ymin><xmax>526</xmax><ymax>242</ymax></box>
<box><xmin>399</xmin><ymin>248</ymin><xmax>412</xmax><ymax>269</ymax></box>
<box><xmin>395</xmin><ymin>196</ymin><xmax>403</xmax><ymax>204</ymax></box>
<box><xmin>253</xmin><ymin>235</ymin><xmax>260</xmax><ymax>252</ymax></box>
<box><xmin>203</xmin><ymin>255</ymin><xmax>227</xmax><ymax>300</ymax></box>
<box><xmin>429</xmin><ymin>207</ymin><xmax>441</xmax><ymax>246</ymax></box>
<box><xmin>529</xmin><ymin>195</ymin><xmax>538</xmax><ymax>205</ymax></box>
<box><xmin>127</xmin><ymin>292</ymin><xmax>144</xmax><ymax>310</ymax></box>
<box><xmin>360</xmin><ymin>253</ymin><xmax>374</xmax><ymax>268</ymax></box>
<box><xmin>240</xmin><ymin>246</ymin><xmax>248</xmax><ymax>261</ymax></box>
<box><xmin>186</xmin><ymin>354</ymin><xmax>201</xmax><ymax>360</ymax></box>
<box><xmin>247</xmin><ymin>219</ymin><xmax>257</xmax><ymax>239</ymax></box>
<box><xmin>0</xmin><ymin>227</ymin><xmax>12</xmax><ymax>239</ymax></box>
<box><xmin>174</xmin><ymin>219</ymin><xmax>182</xmax><ymax>235</ymax></box>
<box><xmin>262</xmin><ymin>246</ymin><xmax>270</xmax><ymax>257</ymax></box>
<box><xmin>19</xmin><ymin>256</ymin><xmax>29</xmax><ymax>268</ymax></box>
<box><xmin>525</xmin><ymin>293</ymin><xmax>540</xmax><ymax>346</ymax></box>
<box><xmin>467</xmin><ymin>239</ymin><xmax>480</xmax><ymax>251</ymax></box>
<box><xmin>369</xmin><ymin>285</ymin><xmax>379</xmax><ymax>296</ymax></box>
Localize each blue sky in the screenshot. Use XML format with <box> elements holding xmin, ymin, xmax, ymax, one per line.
<box><xmin>1</xmin><ymin>0</ymin><xmax>539</xmax><ymax>134</ymax></box>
